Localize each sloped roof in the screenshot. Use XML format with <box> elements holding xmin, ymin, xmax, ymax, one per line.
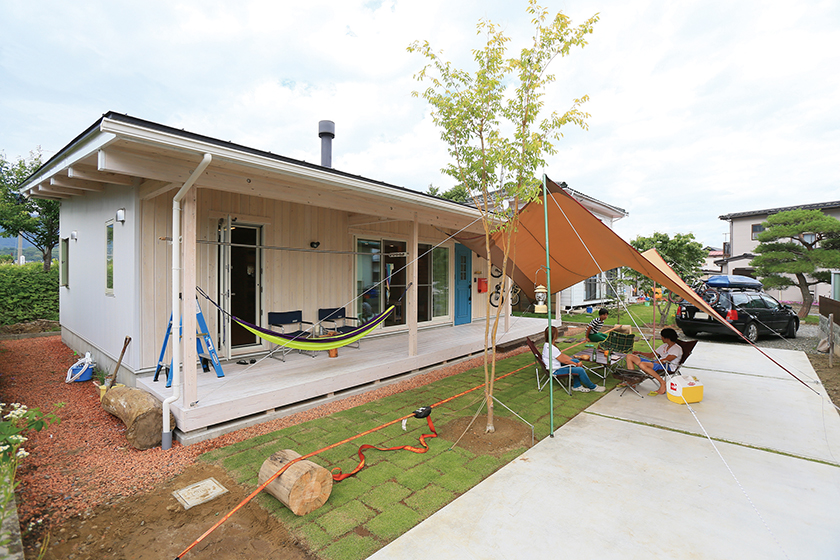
<box><xmin>719</xmin><ymin>200</ymin><xmax>840</xmax><ymax>221</ymax></box>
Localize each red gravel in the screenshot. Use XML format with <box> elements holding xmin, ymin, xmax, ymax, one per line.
<box><xmin>0</xmin><ymin>334</ymin><xmax>532</xmax><ymax>547</ymax></box>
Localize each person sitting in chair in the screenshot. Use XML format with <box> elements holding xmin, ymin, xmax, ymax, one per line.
<box><xmin>625</xmin><ymin>327</ymin><xmax>683</xmax><ymax>396</ymax></box>
<box><xmin>543</xmin><ymin>326</ymin><xmax>604</xmax><ymax>393</ymax></box>
<box><xmin>585</xmin><ymin>308</ymin><xmax>610</xmax><ymax>342</ymax></box>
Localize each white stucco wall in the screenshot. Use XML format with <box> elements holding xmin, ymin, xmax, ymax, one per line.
<box><xmin>60</xmin><ymin>185</ymin><xmax>140</xmax><ymax>377</ymax></box>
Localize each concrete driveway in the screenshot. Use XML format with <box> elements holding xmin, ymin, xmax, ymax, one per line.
<box><xmin>369</xmin><ymin>341</ymin><xmax>840</xmax><ymax>559</ymax></box>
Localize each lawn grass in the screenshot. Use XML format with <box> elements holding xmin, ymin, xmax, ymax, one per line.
<box><xmin>200</xmin><ymin>342</ymin><xmax>617</xmax><ymax>560</ymax></box>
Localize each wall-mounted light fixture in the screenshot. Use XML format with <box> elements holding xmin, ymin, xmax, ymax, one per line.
<box><xmin>310</xmin><ymin>241</ymin><xmax>321</xmax><ymax>249</ymax></box>
<box><xmin>70</xmin><ymin>231</ymin><xmax>78</xmax><ymax>241</ymax></box>
<box><xmin>116</xmin><ymin>208</ymin><xmax>126</xmax><ymax>223</ymax></box>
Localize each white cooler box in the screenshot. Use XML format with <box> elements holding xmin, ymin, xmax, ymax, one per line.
<box><xmin>667</xmin><ymin>375</ymin><xmax>703</xmax><ymax>404</ymax></box>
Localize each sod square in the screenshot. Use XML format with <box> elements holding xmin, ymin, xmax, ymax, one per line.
<box><xmin>222</xmin><ymin>447</ymin><xmax>266</xmax><ymax>471</ymax></box>
<box><xmin>359</xmin><ymin>481</ymin><xmax>412</xmax><ymax>511</ymax></box>
<box><xmin>296</xmin><ymin>522</ymin><xmax>332</xmax><ymax>551</ymax></box>
<box><xmin>328</xmin><ymin>477</ymin><xmax>372</xmax><ymax>508</ymax></box>
<box><xmin>404</xmin><ymin>484</ymin><xmax>455</xmax><ymax>518</ymax></box>
<box><xmin>317</xmin><ymin>501</ymin><xmax>375</xmax><ymax>538</ymax></box>
<box><xmin>383</xmin><ymin>447</ymin><xmax>435</xmax><ymax>469</ymax></box>
<box><xmin>463</xmin><ymin>454</ymin><xmax>502</xmax><ymax>477</ymax></box>
<box><xmin>355</xmin><ymin>460</ymin><xmax>403</xmax><ymax>485</ymax></box>
<box><xmin>364</xmin><ymin>502</ymin><xmax>423</xmax><ymax>541</ymax></box>
<box><xmin>395</xmin><ymin>464</ymin><xmax>442</xmax><ymax>491</ymax></box>
<box><xmin>500</xmin><ymin>446</ymin><xmax>528</xmax><ymax>462</ymax></box>
<box><xmin>425</xmin><ymin>448</ymin><xmax>470</xmax><ymax>471</ymax></box>
<box><xmin>321</xmin><ymin>533</ymin><xmax>382</xmax><ymax>560</ymax></box>
<box><xmin>288</xmin><ymin>425</ymin><xmax>331</xmax><ymax>445</ymax></box>
<box><xmin>435</xmin><ymin>466</ymin><xmax>484</xmax><ymax>493</ymax></box>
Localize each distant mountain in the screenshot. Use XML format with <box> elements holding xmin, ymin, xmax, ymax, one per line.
<box><xmin>0</xmin><ymin>230</ymin><xmax>34</xmax><ymax>249</ymax></box>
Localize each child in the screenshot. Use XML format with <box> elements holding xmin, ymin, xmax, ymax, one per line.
<box><xmin>542</xmin><ymin>326</ymin><xmax>604</xmax><ymax>393</ymax></box>
<box><xmin>586</xmin><ymin>308</ymin><xmax>610</xmax><ymax>342</ymax></box>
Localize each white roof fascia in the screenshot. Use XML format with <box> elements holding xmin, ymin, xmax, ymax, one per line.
<box><xmin>19</xmin><ymin>130</ymin><xmax>119</xmax><ymax>196</ymax></box>
<box><xmin>99</xmin><ymin>117</ymin><xmax>482</xmax><ymax>220</ymax></box>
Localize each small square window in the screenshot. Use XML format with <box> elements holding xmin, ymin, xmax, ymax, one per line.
<box><xmin>751</xmin><ymin>224</ymin><xmax>765</xmax><ymax>240</ymax></box>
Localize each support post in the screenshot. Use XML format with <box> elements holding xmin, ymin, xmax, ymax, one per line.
<box><xmin>408</xmin><ymin>212</ymin><xmax>418</xmax><ymax>356</ymax></box>
<box><xmin>183</xmin><ymin>186</ymin><xmax>198</xmax><ymax>406</ymax></box>
<box><xmin>830</xmin><ymin>313</ymin><xmax>835</xmax><ymax>369</ymax></box>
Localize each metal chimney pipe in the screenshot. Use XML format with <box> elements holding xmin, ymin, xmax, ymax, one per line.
<box><xmin>319</xmin><ymin>120</ymin><xmax>335</xmax><ymax>168</ymax></box>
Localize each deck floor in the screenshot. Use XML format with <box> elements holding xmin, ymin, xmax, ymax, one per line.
<box><xmin>137</xmin><ymin>316</ymin><xmax>550</xmax><ymax>443</ymax></box>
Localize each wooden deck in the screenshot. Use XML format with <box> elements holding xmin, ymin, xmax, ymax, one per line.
<box><xmin>137</xmin><ymin>317</ymin><xmax>549</xmax><ymax>444</ymax></box>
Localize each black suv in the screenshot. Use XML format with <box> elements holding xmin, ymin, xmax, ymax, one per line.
<box><xmin>675</xmin><ymin>275</ymin><xmax>799</xmax><ymax>343</ymax></box>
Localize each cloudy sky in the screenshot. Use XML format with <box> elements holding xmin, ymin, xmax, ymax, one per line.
<box><xmin>1</xmin><ymin>0</ymin><xmax>838</xmax><ymax>248</ymax></box>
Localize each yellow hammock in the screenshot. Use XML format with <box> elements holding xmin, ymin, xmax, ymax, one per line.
<box><xmin>231</xmin><ymin>306</ymin><xmax>394</xmax><ymax>352</ymax></box>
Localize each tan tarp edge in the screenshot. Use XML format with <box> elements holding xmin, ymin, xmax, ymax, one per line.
<box><xmin>455</xmin><ymin>177</ymin><xmax>742</xmax><ymax>337</ymax></box>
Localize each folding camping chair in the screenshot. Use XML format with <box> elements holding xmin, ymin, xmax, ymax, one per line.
<box><xmin>613</xmin><ymin>338</ymin><xmax>698</xmax><ymax>397</ymax></box>
<box><xmin>266</xmin><ymin>310</ymin><xmax>317</xmax><ymax>361</ymax></box>
<box><xmin>592</xmin><ymin>331</ymin><xmax>636</xmax><ymax>383</ymax></box>
<box><xmin>318</xmin><ymin>307</ymin><xmax>361</xmax><ymax>349</ymax></box>
<box><xmin>525</xmin><ymin>337</ymin><xmax>575</xmax><ymax>396</ymax></box>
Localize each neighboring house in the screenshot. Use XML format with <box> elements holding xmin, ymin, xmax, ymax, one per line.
<box><xmin>702</xmin><ymin>247</ymin><xmax>724</xmax><ymax>279</ymax></box>
<box><xmin>18</xmin><ymin>112</ymin><xmax>554</xmax><ymax>443</ymax></box>
<box><xmin>556</xmin><ymin>187</ymin><xmax>629</xmax><ymax>309</ymax></box>
<box><xmin>718</xmin><ymin>200</ymin><xmax>840</xmax><ymax>303</ymax></box>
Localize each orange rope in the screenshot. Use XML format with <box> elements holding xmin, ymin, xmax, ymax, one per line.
<box><xmin>174</xmin><ymin>361</ymin><xmax>532</xmax><ymax>559</ymax></box>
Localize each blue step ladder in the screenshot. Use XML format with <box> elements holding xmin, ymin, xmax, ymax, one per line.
<box><xmin>153</xmin><ymin>298</ymin><xmax>224</xmax><ymax>388</ymax></box>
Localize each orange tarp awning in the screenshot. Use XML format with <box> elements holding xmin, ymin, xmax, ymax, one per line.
<box><xmin>455</xmin><ymin>177</ymin><xmax>739</xmax><ymax>335</ymax></box>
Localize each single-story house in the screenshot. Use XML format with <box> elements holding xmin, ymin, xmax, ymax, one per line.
<box><xmin>18</xmin><ymin>112</ymin><xmax>616</xmax><ymax>444</ymax></box>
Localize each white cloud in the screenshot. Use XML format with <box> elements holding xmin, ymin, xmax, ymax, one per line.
<box><xmin>1</xmin><ymin>0</ymin><xmax>838</xmax><ymax>248</ymax></box>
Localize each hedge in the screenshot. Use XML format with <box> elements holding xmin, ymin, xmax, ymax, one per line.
<box><xmin>0</xmin><ymin>263</ymin><xmax>59</xmax><ymax>325</ymax></box>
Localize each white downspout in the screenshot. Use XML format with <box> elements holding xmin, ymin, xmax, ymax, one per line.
<box><xmin>162</xmin><ymin>153</ymin><xmax>212</xmax><ymax>450</ymax></box>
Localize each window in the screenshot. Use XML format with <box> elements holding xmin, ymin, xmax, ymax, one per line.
<box><xmin>751</xmin><ymin>224</ymin><xmax>765</xmax><ymax>240</ymax></box>
<box><xmin>801</xmin><ymin>233</ymin><xmax>816</xmax><ymax>245</ymax></box>
<box><xmin>356</xmin><ymin>238</ymin><xmax>450</xmax><ymax>327</ymax></box>
<box><xmin>418</xmin><ymin>244</ymin><xmax>450</xmax><ymax>321</ymax></box>
<box><xmin>59</xmin><ymin>238</ymin><xmax>69</xmax><ymax>287</ymax></box>
<box><xmin>105</xmin><ymin>220</ymin><xmax>114</xmax><ymax>294</ymax></box>
<box><xmin>584</xmin><ymin>275</ymin><xmax>598</xmax><ymax>301</ymax></box>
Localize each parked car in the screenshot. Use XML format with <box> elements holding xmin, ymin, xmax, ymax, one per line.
<box><xmin>675</xmin><ymin>275</ymin><xmax>799</xmax><ymax>343</ymax></box>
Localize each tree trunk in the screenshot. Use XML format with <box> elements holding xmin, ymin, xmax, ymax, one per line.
<box><xmin>795</xmin><ymin>273</ymin><xmax>813</xmax><ymax>318</ymax></box>
<box><xmin>41</xmin><ymin>247</ymin><xmax>52</xmax><ymax>271</ymax></box>
<box><xmin>258</xmin><ymin>450</ymin><xmax>332</xmax><ymax>515</ymax></box>
<box><xmin>101</xmin><ymin>386</ymin><xmax>174</xmax><ymax>450</ymax></box>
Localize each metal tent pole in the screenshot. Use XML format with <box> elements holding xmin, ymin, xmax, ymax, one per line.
<box><xmin>542</xmin><ymin>175</ymin><xmax>554</xmax><ymax>437</ymax></box>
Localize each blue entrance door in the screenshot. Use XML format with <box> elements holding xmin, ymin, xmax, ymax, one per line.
<box><xmin>454</xmin><ymin>243</ymin><xmax>472</xmax><ymax>325</ymax></box>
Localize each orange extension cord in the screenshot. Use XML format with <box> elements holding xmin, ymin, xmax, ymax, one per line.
<box><xmin>174</xmin><ymin>361</ymin><xmax>532</xmax><ymax>559</ymax></box>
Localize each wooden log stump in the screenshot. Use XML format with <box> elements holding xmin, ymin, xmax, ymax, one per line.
<box><xmin>101</xmin><ymin>386</ymin><xmax>175</xmax><ymax>450</ymax></box>
<box><xmin>258</xmin><ymin>449</ymin><xmax>332</xmax><ymax>515</ymax></box>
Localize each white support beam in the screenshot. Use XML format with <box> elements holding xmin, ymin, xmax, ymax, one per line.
<box><xmin>139</xmin><ymin>180</ymin><xmax>179</xmax><ymax>201</ymax></box>
<box><xmin>34</xmin><ymin>185</ymin><xmax>70</xmax><ymax>199</ymax></box>
<box><xmin>41</xmin><ymin>182</ymin><xmax>86</xmax><ymax>196</ymax></box>
<box><xmin>50</xmin><ymin>176</ymin><xmax>106</xmax><ymax>192</ymax></box>
<box><xmin>68</xmin><ymin>164</ymin><xmax>135</xmax><ymax>186</ymax></box>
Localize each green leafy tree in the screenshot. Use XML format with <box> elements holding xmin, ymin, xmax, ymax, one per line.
<box><xmin>629</xmin><ymin>232</ymin><xmax>706</xmax><ymax>324</ymax></box>
<box><xmin>427</xmin><ymin>183</ymin><xmax>470</xmax><ymax>203</ymax></box>
<box><xmin>750</xmin><ymin>209</ymin><xmax>840</xmax><ymax>317</ymax></box>
<box><xmin>0</xmin><ymin>149</ymin><xmax>59</xmax><ymax>272</ymax></box>
<box><xmin>409</xmin><ymin>1</ymin><xmax>598</xmax><ymax>432</ymax></box>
